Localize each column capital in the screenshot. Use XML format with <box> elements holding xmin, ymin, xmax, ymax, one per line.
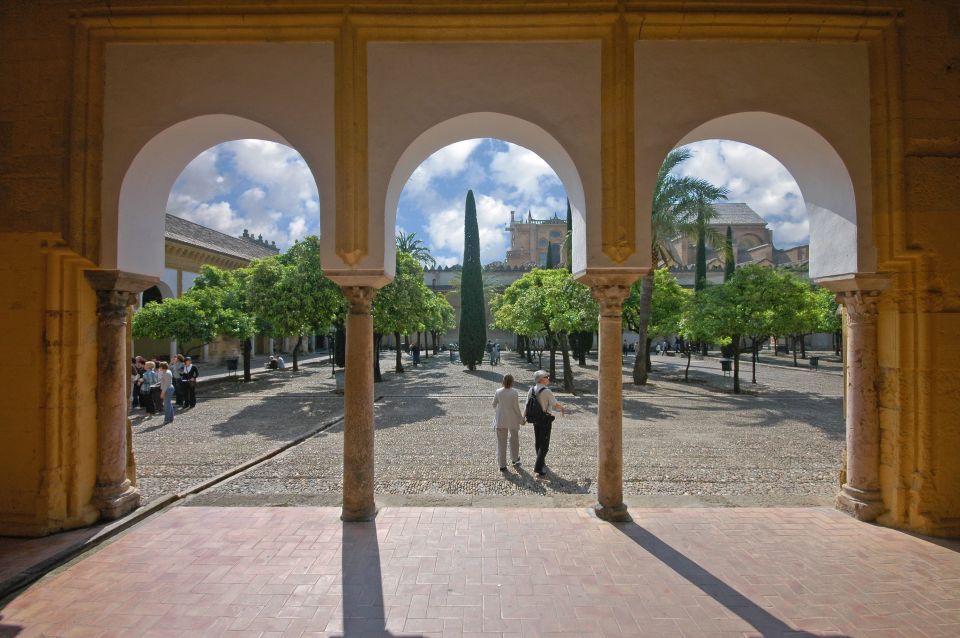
<box><xmin>837</xmin><ymin>290</ymin><xmax>882</xmax><ymax>325</ymax></box>
<box><xmin>93</xmin><ymin>289</ymin><xmax>137</xmax><ymax>326</ymax></box>
<box><xmin>579</xmin><ymin>270</ymin><xmax>644</xmax><ymax>318</ymax></box>
<box><xmin>342</xmin><ymin>285</ymin><xmax>377</xmax><ymax>314</ymax></box>
<box><xmin>84</xmin><ymin>269</ymin><xmax>159</xmax><ymax>294</ymax></box>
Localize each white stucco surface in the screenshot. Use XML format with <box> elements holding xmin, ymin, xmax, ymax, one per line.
<box><xmin>103</xmin><ymin>42</ymin><xmax>334</xmax><ymax>277</ymax></box>
<box><xmin>368</xmin><ymin>42</ymin><xmax>602</xmax><ymax>276</ymax></box>
<box><xmin>634</xmin><ymin>40</ymin><xmax>873</xmax><ymax>279</ymax></box>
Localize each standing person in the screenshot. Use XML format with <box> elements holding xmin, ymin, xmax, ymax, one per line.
<box><xmin>131</xmin><ymin>356</ymin><xmax>145</xmax><ymax>409</ymax></box>
<box><xmin>181</xmin><ymin>356</ymin><xmax>199</xmax><ymax>408</ymax></box>
<box><xmin>493</xmin><ymin>342</ymin><xmax>501</xmax><ymax>365</ymax></box>
<box><xmin>158</xmin><ymin>361</ymin><xmax>175</xmax><ymax>425</ymax></box>
<box><xmin>526</xmin><ymin>370</ymin><xmax>564</xmax><ymax>477</ymax></box>
<box><xmin>140</xmin><ymin>361</ymin><xmax>158</xmax><ymax>415</ymax></box>
<box><xmin>172</xmin><ymin>354</ymin><xmax>185</xmax><ymax>408</ymax></box>
<box><xmin>492</xmin><ymin>374</ymin><xmax>524</xmax><ymax>471</ymax></box>
<box><xmin>412</xmin><ymin>343</ymin><xmax>420</xmax><ymax>366</ymax></box>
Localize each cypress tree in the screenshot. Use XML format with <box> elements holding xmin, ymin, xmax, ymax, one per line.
<box><xmin>695</xmin><ymin>224</ymin><xmax>707</xmax><ymax>291</ymax></box>
<box><xmin>724</xmin><ymin>225</ymin><xmax>735</xmax><ymax>281</ymax></box>
<box><xmin>545</xmin><ymin>242</ymin><xmax>555</xmax><ymax>269</ymax></box>
<box><xmin>565</xmin><ymin>199</ymin><xmax>573</xmax><ymax>273</ymax></box>
<box><xmin>458</xmin><ymin>190</ymin><xmax>487</xmax><ymax>370</ymax></box>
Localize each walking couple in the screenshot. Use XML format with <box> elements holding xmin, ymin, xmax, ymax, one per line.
<box><xmin>492</xmin><ymin>370</ymin><xmax>564</xmax><ymax>477</ymax></box>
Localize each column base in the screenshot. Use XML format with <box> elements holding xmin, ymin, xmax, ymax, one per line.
<box><xmin>341</xmin><ymin>503</ymin><xmax>378</xmax><ymax>522</ymax></box>
<box><xmin>593</xmin><ymin>502</ymin><xmax>631</xmax><ymax>522</ymax></box>
<box><xmin>93</xmin><ymin>482</ymin><xmax>141</xmax><ymax>520</ymax></box>
<box><xmin>836</xmin><ymin>484</ymin><xmax>884</xmax><ymax>522</ymax></box>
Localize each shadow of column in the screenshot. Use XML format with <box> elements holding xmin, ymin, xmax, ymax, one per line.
<box><xmin>340</xmin><ymin>521</ymin><xmax>422</xmax><ymax>638</ymax></box>
<box><xmin>612</xmin><ymin>522</ymin><xmax>846</xmax><ymax>638</ymax></box>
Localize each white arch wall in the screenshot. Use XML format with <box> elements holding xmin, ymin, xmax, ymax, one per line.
<box><xmin>366</xmin><ymin>42</ymin><xmax>606</xmax><ymax>278</ymax></box>
<box><xmin>383</xmin><ymin>113</ymin><xmax>588</xmax><ymax>277</ymax></box>
<box><xmin>635</xmin><ymin>40</ymin><xmax>873</xmax><ymax>280</ymax></box>
<box><xmin>102</xmin><ymin>42</ymin><xmax>335</xmax><ymax>277</ymax></box>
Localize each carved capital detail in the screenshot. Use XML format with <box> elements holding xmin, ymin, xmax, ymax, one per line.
<box><xmin>837</xmin><ymin>290</ymin><xmax>881</xmax><ymax>325</ymax></box>
<box><xmin>342</xmin><ymin>285</ymin><xmax>376</xmax><ymax>314</ymax></box>
<box><xmin>590</xmin><ymin>284</ymin><xmax>631</xmax><ymax>318</ymax></box>
<box><xmin>94</xmin><ymin>289</ymin><xmax>137</xmax><ymax>326</ymax></box>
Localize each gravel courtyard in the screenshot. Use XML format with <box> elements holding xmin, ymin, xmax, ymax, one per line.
<box><xmin>132</xmin><ymin>348</ymin><xmax>844</xmax><ymax>509</ymax></box>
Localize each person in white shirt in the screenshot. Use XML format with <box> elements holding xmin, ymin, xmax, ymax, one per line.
<box><xmin>492</xmin><ymin>374</ymin><xmax>524</xmax><ymax>471</ymax></box>
<box><xmin>158</xmin><ymin>361</ymin><xmax>175</xmax><ymax>424</ymax></box>
<box><xmin>529</xmin><ymin>369</ymin><xmax>564</xmax><ymax>476</ymax></box>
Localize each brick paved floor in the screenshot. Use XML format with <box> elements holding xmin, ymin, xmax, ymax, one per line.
<box><xmin>2</xmin><ymin>506</ymin><xmax>958</xmax><ymax>637</ymax></box>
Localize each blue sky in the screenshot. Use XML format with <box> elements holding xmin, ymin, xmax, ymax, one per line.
<box><xmin>167</xmin><ymin>138</ymin><xmax>809</xmax><ymax>263</ymax></box>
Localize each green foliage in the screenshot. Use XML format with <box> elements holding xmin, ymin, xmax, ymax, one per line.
<box><xmin>649</xmin><ymin>268</ymin><xmax>692</xmax><ymax>339</ymax></box>
<box><xmin>247</xmin><ymin>236</ymin><xmax>344</xmax><ymax>339</ymax></box>
<box><xmin>491</xmin><ymin>268</ymin><xmax>597</xmax><ymax>337</ymax></box>
<box><xmin>132</xmin><ymin>295</ymin><xmax>219</xmax><ymax>346</ymax></box>
<box><xmin>724</xmin><ymin>226</ymin><xmax>735</xmax><ymax>282</ymax></box>
<box><xmin>396</xmin><ymin>231</ymin><xmax>436</xmax><ymax>269</ymax></box>
<box><xmin>811</xmin><ymin>286</ymin><xmax>841</xmax><ymax>334</ymax></box>
<box><xmin>373</xmin><ymin>251</ymin><xmax>431</xmax><ymax>336</ymax></box>
<box><xmin>459</xmin><ymin>190</ymin><xmax>487</xmax><ymax>369</ymax></box>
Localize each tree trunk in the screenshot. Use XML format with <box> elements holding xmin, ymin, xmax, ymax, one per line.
<box><xmin>633</xmin><ymin>268</ymin><xmax>655</xmax><ymax>385</ymax></box>
<box><xmin>751</xmin><ymin>339</ymin><xmax>758</xmax><ymax>384</ymax></box>
<box><xmin>335</xmin><ymin>324</ymin><xmax>346</xmax><ymax>367</ymax></box>
<box><xmin>548</xmin><ymin>332</ymin><xmax>556</xmax><ymax>380</ymax></box>
<box><xmin>732</xmin><ymin>337</ymin><xmax>741</xmax><ymax>394</ymax></box>
<box><xmin>684</xmin><ymin>349</ymin><xmax>692</xmax><ymax>382</ymax></box>
<box><xmin>577</xmin><ymin>331</ymin><xmax>588</xmax><ymax>366</ymax></box>
<box><xmin>645</xmin><ymin>337</ymin><xmax>652</xmax><ymax>373</ymax></box>
<box><xmin>792</xmin><ymin>336</ymin><xmax>799</xmax><ymax>367</ymax></box>
<box><xmin>800</xmin><ymin>334</ymin><xmax>807</xmax><ymax>359</ymax></box>
<box><xmin>292</xmin><ymin>335</ymin><xmax>302</xmax><ymax>371</ymax></box>
<box><xmin>242</xmin><ymin>337</ymin><xmax>252</xmax><ymax>383</ymax></box>
<box><xmin>559</xmin><ymin>333</ymin><xmax>575</xmax><ymax>393</ymax></box>
<box><xmin>394</xmin><ymin>332</ymin><xmax>404</xmax><ymax>373</ymax></box>
<box><xmin>373</xmin><ymin>333</ymin><xmax>383</xmax><ymax>382</ymax></box>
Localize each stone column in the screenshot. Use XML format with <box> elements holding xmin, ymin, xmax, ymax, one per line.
<box><xmin>84</xmin><ymin>270</ymin><xmax>156</xmax><ymax>520</ymax></box>
<box><xmin>589</xmin><ymin>281</ymin><xmax>633</xmax><ymax>522</ymax></box>
<box><xmin>835</xmin><ymin>290</ymin><xmax>884</xmax><ymax>521</ymax></box>
<box><xmin>341</xmin><ymin>286</ymin><xmax>377</xmax><ymax>521</ymax></box>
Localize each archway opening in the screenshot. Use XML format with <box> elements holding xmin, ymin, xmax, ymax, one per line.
<box><xmin>626</xmin><ymin>125</ymin><xmax>850</xmax><ymax>507</ymax></box>
<box><xmin>122</xmin><ymin>129</ymin><xmax>338</xmax><ymax>507</ymax></box>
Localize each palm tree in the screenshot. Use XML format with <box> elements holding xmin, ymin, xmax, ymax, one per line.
<box><xmin>629</xmin><ymin>149</ymin><xmax>729</xmax><ymax>384</ymax></box>
<box><xmin>396</xmin><ymin>231</ymin><xmax>436</xmax><ymax>269</ymax></box>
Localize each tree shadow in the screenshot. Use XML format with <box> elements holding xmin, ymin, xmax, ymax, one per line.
<box><xmin>372</xmin><ymin>397</ymin><xmax>447</xmax><ymax>430</ymax></box>
<box><xmin>612</xmin><ymin>522</ymin><xmax>841</xmax><ymax>638</ymax></box>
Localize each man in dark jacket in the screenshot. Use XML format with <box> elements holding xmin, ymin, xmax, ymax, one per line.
<box><xmin>180</xmin><ymin>356</ymin><xmax>199</xmax><ymax>408</ymax></box>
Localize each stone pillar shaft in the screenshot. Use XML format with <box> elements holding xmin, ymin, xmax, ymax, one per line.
<box><xmin>591</xmin><ymin>283</ymin><xmax>632</xmax><ymax>522</ymax></box>
<box><xmin>341</xmin><ymin>286</ymin><xmax>377</xmax><ymax>521</ymax></box>
<box><xmin>836</xmin><ymin>290</ymin><xmax>884</xmax><ymax>521</ymax></box>
<box><xmin>86</xmin><ymin>281</ymin><xmax>141</xmax><ymax>519</ymax></box>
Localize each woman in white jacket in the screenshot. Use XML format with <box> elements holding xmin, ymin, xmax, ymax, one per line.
<box><xmin>492</xmin><ymin>374</ymin><xmax>524</xmax><ymax>471</ymax></box>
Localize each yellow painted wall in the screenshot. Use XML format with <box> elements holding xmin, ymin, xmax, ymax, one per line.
<box><xmin>0</xmin><ymin>234</ymin><xmax>100</xmax><ymax>536</ymax></box>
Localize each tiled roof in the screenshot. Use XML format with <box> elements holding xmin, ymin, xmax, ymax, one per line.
<box><xmin>165</xmin><ymin>214</ymin><xmax>279</xmax><ymax>262</ymax></box>
<box><xmin>710</xmin><ymin>202</ymin><xmax>766</xmax><ymax>226</ymax></box>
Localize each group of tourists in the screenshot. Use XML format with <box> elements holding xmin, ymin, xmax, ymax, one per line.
<box><xmin>491</xmin><ymin>370</ymin><xmax>564</xmax><ymax>477</ymax></box>
<box><xmin>486</xmin><ymin>341</ymin><xmax>502</xmax><ymax>365</ymax></box>
<box><xmin>130</xmin><ymin>354</ymin><xmax>199</xmax><ymax>425</ymax></box>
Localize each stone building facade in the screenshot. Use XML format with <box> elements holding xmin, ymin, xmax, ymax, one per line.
<box><xmin>505</xmin><ymin>210</ymin><xmax>567</xmax><ymax>267</ymax></box>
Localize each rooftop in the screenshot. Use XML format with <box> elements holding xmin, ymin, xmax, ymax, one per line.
<box><xmin>165</xmin><ymin>214</ymin><xmax>280</xmax><ymax>262</ymax></box>
<box><xmin>710</xmin><ymin>202</ymin><xmax>767</xmax><ymax>226</ymax></box>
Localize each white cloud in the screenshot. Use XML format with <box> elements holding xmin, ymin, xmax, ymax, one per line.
<box><xmin>404</xmin><ymin>139</ymin><xmax>484</xmax><ymax>199</ymax></box>
<box><xmin>424</xmin><ymin>192</ymin><xmax>512</xmax><ymax>264</ymax></box>
<box><xmin>166</xmin><ymin>140</ymin><xmax>321</xmax><ymax>250</ymax></box>
<box><xmin>676</xmin><ymin>140</ymin><xmax>809</xmax><ymax>248</ymax></box>
<box><xmin>489</xmin><ymin>143</ymin><xmax>560</xmax><ymax>200</ymax></box>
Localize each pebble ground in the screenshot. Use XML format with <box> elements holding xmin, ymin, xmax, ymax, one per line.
<box><xmin>131</xmin><ymin>348</ymin><xmax>844</xmax><ymax>508</ymax></box>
